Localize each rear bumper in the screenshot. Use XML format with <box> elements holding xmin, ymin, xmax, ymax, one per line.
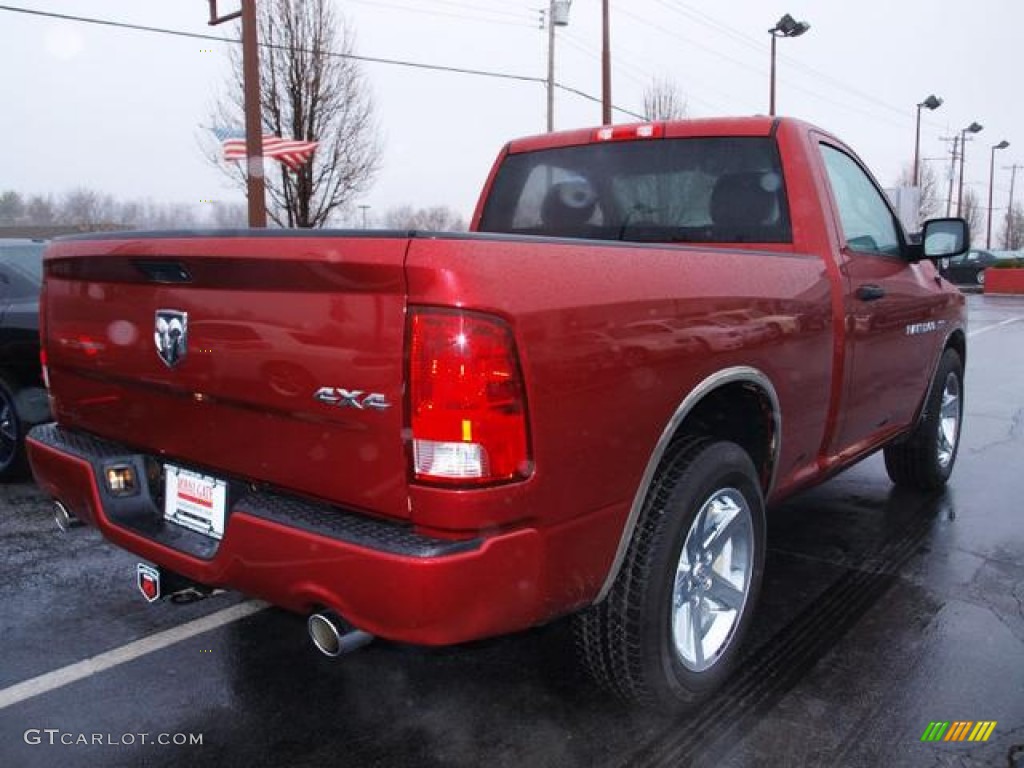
<box><xmin>26</xmin><ymin>424</ymin><xmax>544</xmax><ymax>645</ymax></box>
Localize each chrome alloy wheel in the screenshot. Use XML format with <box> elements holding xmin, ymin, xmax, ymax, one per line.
<box><xmin>671</xmin><ymin>488</ymin><xmax>754</xmax><ymax>672</ymax></box>
<box><xmin>937</xmin><ymin>371</ymin><xmax>961</xmax><ymax>469</ymax></box>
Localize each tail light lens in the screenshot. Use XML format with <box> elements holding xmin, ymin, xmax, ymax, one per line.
<box><xmin>408</xmin><ymin>309</ymin><xmax>531</xmax><ymax>486</ymax></box>
<box><xmin>39</xmin><ymin>282</ymin><xmax>50</xmax><ymax>389</ymax></box>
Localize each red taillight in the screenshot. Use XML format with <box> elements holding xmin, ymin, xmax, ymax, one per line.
<box><xmin>39</xmin><ymin>282</ymin><xmax>49</xmax><ymax>389</ymax></box>
<box><xmin>593</xmin><ymin>123</ymin><xmax>665</xmax><ymax>142</ymax></box>
<box><xmin>40</xmin><ymin>348</ymin><xmax>49</xmax><ymax>389</ymax></box>
<box><xmin>408</xmin><ymin>309</ymin><xmax>531</xmax><ymax>486</ymax></box>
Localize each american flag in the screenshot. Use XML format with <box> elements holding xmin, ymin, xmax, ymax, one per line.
<box><xmin>212</xmin><ymin>127</ymin><xmax>318</xmax><ymax>171</ymax></box>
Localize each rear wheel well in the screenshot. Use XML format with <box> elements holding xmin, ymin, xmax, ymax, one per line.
<box><xmin>670</xmin><ymin>382</ymin><xmax>778</xmax><ymax>492</ymax></box>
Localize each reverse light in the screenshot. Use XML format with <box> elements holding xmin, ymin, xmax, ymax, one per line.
<box><xmin>104</xmin><ymin>464</ymin><xmax>139</xmax><ymax>496</ymax></box>
<box><xmin>40</xmin><ymin>348</ymin><xmax>50</xmax><ymax>390</ymax></box>
<box><xmin>408</xmin><ymin>309</ymin><xmax>531</xmax><ymax>486</ymax></box>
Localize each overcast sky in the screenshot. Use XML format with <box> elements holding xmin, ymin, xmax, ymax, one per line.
<box><xmin>2</xmin><ymin>0</ymin><xmax>1022</xmax><ymax>225</ymax></box>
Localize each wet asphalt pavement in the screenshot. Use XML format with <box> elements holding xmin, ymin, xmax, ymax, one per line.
<box><xmin>1</xmin><ymin>293</ymin><xmax>1022</xmax><ymax>768</ymax></box>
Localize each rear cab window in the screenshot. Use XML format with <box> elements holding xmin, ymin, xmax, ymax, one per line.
<box><xmin>478</xmin><ymin>137</ymin><xmax>792</xmax><ymax>244</ymax></box>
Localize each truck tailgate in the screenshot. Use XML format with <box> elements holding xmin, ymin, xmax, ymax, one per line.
<box><xmin>43</xmin><ymin>234</ymin><xmax>412</xmax><ymax>521</ymax></box>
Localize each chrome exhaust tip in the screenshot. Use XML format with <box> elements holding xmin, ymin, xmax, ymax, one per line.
<box><xmin>308</xmin><ymin>611</ymin><xmax>374</xmax><ymax>658</ymax></box>
<box><xmin>53</xmin><ymin>501</ymin><xmax>82</xmax><ymax>533</ymax></box>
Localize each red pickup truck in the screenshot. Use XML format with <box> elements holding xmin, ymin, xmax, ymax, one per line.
<box><xmin>28</xmin><ymin>117</ymin><xmax>968</xmax><ymax>709</ymax></box>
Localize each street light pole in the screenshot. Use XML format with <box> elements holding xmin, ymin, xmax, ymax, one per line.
<box><xmin>913</xmin><ymin>94</ymin><xmax>943</xmax><ymax>187</ymax></box>
<box><xmin>987</xmin><ymin>140</ymin><xmax>1009</xmax><ymax>248</ymax></box>
<box><xmin>957</xmin><ymin>121</ymin><xmax>983</xmax><ymax>216</ymax></box>
<box><xmin>768</xmin><ymin>13</ymin><xmax>810</xmax><ymax>117</ymax></box>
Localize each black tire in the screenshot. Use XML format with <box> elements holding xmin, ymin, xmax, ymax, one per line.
<box><xmin>976</xmin><ymin>270</ymin><xmax>985</xmax><ymax>286</ymax></box>
<box><xmin>0</xmin><ymin>376</ymin><xmax>28</xmax><ymax>481</ymax></box>
<box><xmin>573</xmin><ymin>438</ymin><xmax>766</xmax><ymax>710</ymax></box>
<box><xmin>884</xmin><ymin>348</ymin><xmax>964</xmax><ymax>491</ymax></box>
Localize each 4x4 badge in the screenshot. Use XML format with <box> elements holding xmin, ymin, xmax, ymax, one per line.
<box><xmin>155</xmin><ymin>310</ymin><xmax>188</xmax><ymax>368</ymax></box>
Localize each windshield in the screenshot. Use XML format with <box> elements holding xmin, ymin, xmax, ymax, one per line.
<box><xmin>0</xmin><ymin>243</ymin><xmax>45</xmax><ymax>285</ymax></box>
<box><xmin>478</xmin><ymin>136</ymin><xmax>791</xmax><ymax>244</ymax></box>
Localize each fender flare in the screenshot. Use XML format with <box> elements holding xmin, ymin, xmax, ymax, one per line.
<box><xmin>594</xmin><ymin>366</ymin><xmax>782</xmax><ymax>602</ymax></box>
<box><xmin>907</xmin><ymin>326</ymin><xmax>967</xmax><ymax>434</ymax></box>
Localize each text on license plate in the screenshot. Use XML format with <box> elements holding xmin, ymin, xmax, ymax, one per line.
<box><xmin>163</xmin><ymin>465</ymin><xmax>227</xmax><ymax>540</ymax></box>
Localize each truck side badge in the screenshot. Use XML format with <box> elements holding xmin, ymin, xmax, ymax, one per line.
<box><xmin>314</xmin><ymin>387</ymin><xmax>391</xmax><ymax>411</ymax></box>
<box><xmin>155</xmin><ymin>310</ymin><xmax>188</xmax><ymax>368</ymax></box>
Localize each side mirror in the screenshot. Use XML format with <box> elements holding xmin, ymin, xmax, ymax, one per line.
<box><xmin>919</xmin><ymin>218</ymin><xmax>969</xmax><ymax>260</ymax></box>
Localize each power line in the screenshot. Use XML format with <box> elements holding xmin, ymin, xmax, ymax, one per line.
<box><xmin>345</xmin><ymin>0</ymin><xmax>536</xmax><ymax>29</ymax></box>
<box><xmin>0</xmin><ymin>4</ymin><xmax>646</xmax><ymax>123</ymax></box>
<box><xmin>653</xmin><ymin>0</ymin><xmax>949</xmax><ymax>133</ymax></box>
<box><xmin>555</xmin><ymin>81</ymin><xmax>645</xmax><ymax>121</ymax></box>
<box><xmin>404</xmin><ymin>0</ymin><xmax>537</xmax><ymax>22</ymax></box>
<box><xmin>0</xmin><ymin>4</ymin><xmax>542</xmax><ymax>84</ymax></box>
<box><xmin>616</xmin><ymin>5</ymin><xmax>919</xmax><ymax>131</ymax></box>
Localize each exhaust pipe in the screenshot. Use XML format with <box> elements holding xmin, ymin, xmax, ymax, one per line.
<box><xmin>53</xmin><ymin>501</ymin><xmax>82</xmax><ymax>532</ymax></box>
<box><xmin>308</xmin><ymin>611</ymin><xmax>374</xmax><ymax>658</ymax></box>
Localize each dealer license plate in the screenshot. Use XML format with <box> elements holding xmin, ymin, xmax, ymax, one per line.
<box><xmin>163</xmin><ymin>465</ymin><xmax>227</xmax><ymax>540</ymax></box>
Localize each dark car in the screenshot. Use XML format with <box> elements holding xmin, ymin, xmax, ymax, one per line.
<box><xmin>0</xmin><ymin>239</ymin><xmax>50</xmax><ymax>479</ymax></box>
<box><xmin>940</xmin><ymin>248</ymin><xmax>998</xmax><ymax>285</ymax></box>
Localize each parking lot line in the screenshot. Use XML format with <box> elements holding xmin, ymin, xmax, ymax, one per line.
<box><xmin>0</xmin><ymin>600</ymin><xmax>267</xmax><ymax>711</ymax></box>
<box><xmin>968</xmin><ymin>317</ymin><xmax>1021</xmax><ymax>338</ymax></box>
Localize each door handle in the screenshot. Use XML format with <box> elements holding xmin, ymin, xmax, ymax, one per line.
<box><xmin>856</xmin><ymin>284</ymin><xmax>886</xmax><ymax>302</ymax></box>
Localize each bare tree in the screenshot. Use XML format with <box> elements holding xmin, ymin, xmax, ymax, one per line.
<box><xmin>895</xmin><ymin>162</ymin><xmax>942</xmax><ymax>222</ymax></box>
<box><xmin>1002</xmin><ymin>204</ymin><xmax>1024</xmax><ymax>250</ymax></box>
<box><xmin>208</xmin><ymin>202</ymin><xmax>249</xmax><ymax>228</ymax></box>
<box><xmin>25</xmin><ymin>195</ymin><xmax>57</xmax><ymax>225</ymax></box>
<box><xmin>1</xmin><ymin>188</ymin><xmax>248</xmax><ymax>231</ymax></box>
<box><xmin>59</xmin><ymin>188</ymin><xmax>119</xmax><ymax>229</ymax></box>
<box><xmin>383</xmin><ymin>205</ymin><xmax>467</xmax><ymax>231</ymax></box>
<box><xmin>960</xmin><ymin>188</ymin><xmax>983</xmax><ymax>243</ymax></box>
<box><xmin>212</xmin><ymin>0</ymin><xmax>381</xmax><ymax>227</ymax></box>
<box><xmin>643</xmin><ymin>77</ymin><xmax>687</xmax><ymax>121</ymax></box>
<box><xmin>0</xmin><ymin>191</ymin><xmax>25</xmax><ymax>224</ymax></box>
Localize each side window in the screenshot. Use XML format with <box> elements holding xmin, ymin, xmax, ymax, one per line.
<box><xmin>819</xmin><ymin>144</ymin><xmax>902</xmax><ymax>257</ymax></box>
<box><xmin>0</xmin><ymin>248</ymin><xmax>43</xmax><ymax>300</ymax></box>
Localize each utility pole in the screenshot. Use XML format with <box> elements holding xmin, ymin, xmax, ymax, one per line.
<box><xmin>1005</xmin><ymin>164</ymin><xmax>1023</xmax><ymax>249</ymax></box>
<box><xmin>545</xmin><ymin>2</ymin><xmax>571</xmax><ymax>132</ymax></box>
<box><xmin>601</xmin><ymin>0</ymin><xmax>611</xmax><ymax>125</ymax></box>
<box><xmin>208</xmin><ymin>0</ymin><xmax>267</xmax><ymax>228</ymax></box>
<box><xmin>547</xmin><ymin>2</ymin><xmax>556</xmax><ymax>132</ymax></box>
<box><xmin>359</xmin><ymin>205</ymin><xmax>370</xmax><ymax>229</ymax></box>
<box><xmin>942</xmin><ymin>135</ymin><xmax>960</xmax><ymax>218</ymax></box>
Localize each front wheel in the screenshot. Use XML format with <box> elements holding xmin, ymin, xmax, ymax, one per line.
<box><xmin>0</xmin><ymin>377</ymin><xmax>27</xmax><ymax>481</ymax></box>
<box><xmin>884</xmin><ymin>348</ymin><xmax>964</xmax><ymax>491</ymax></box>
<box><xmin>573</xmin><ymin>439</ymin><xmax>766</xmax><ymax>710</ymax></box>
